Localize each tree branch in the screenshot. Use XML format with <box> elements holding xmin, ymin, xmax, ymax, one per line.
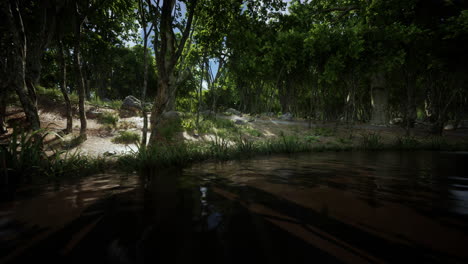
<box><xmin>173</xmin><ymin>0</ymin><xmax>198</xmax><ymax>63</ymax></box>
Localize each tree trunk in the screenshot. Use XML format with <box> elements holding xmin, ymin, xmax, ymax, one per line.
<box><xmin>405</xmin><ymin>71</ymin><xmax>417</xmax><ymax>135</ymax></box>
<box><xmin>6</xmin><ymin>2</ymin><xmax>41</xmax><ymax>131</ymax></box>
<box><xmin>74</xmin><ymin>19</ymin><xmax>87</xmax><ymax>139</ymax></box>
<box><xmin>148</xmin><ymin>0</ymin><xmax>197</xmax><ymax>146</ymax></box>
<box><xmin>149</xmin><ymin>78</ymin><xmax>172</xmax><ymax>143</ymax></box>
<box><xmin>0</xmin><ymin>90</ymin><xmax>7</xmax><ymax>134</ymax></box>
<box><xmin>370</xmin><ymin>72</ymin><xmax>388</xmax><ymax>125</ymax></box>
<box><xmin>196</xmin><ymin>58</ymin><xmax>205</xmax><ymax>127</ymax></box>
<box><xmin>139</xmin><ymin>0</ymin><xmax>150</xmax><ymax>147</ymax></box>
<box><xmin>58</xmin><ymin>41</ymin><xmax>73</xmax><ymax>134</ymax></box>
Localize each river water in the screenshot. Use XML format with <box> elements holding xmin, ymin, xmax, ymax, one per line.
<box><xmin>1</xmin><ymin>151</ymin><xmax>468</xmax><ymax>263</ymax></box>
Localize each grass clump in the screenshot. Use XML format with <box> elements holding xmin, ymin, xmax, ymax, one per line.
<box><xmin>305</xmin><ymin>135</ymin><xmax>320</xmax><ymax>143</ymax></box>
<box><xmin>242</xmin><ymin>127</ymin><xmax>262</xmax><ymax>137</ymax></box>
<box><xmin>313</xmin><ymin>127</ymin><xmax>335</xmax><ymax>137</ymax></box>
<box><xmin>159</xmin><ymin>119</ymin><xmax>183</xmax><ymax>141</ymax></box>
<box><xmin>112</xmin><ymin>131</ymin><xmax>141</xmax><ymax>145</ymax></box>
<box><xmin>36</xmin><ymin>86</ymin><xmax>79</xmax><ymax>104</ymax></box>
<box><xmin>89</xmin><ymin>96</ymin><xmax>122</xmax><ymax>110</ymax></box>
<box><xmin>360</xmin><ymin>132</ymin><xmax>384</xmax><ymax>150</ymax></box>
<box><xmin>1</xmin><ymin>129</ymin><xmax>108</xmax><ymax>188</ymax></box>
<box><xmin>98</xmin><ymin>112</ymin><xmax>119</xmax><ymax>127</ymax></box>
<box><xmin>393</xmin><ymin>136</ymin><xmax>421</xmax><ymax>150</ymax></box>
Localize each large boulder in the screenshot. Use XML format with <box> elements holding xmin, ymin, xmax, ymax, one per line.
<box><xmin>280</xmin><ymin>112</ymin><xmax>293</xmax><ymax>121</ymax></box>
<box><xmin>120</xmin><ymin>96</ymin><xmax>141</xmax><ymax>117</ymax></box>
<box><xmin>121</xmin><ymin>96</ymin><xmax>142</xmax><ymax>112</ymax></box>
<box><xmin>389</xmin><ymin>117</ymin><xmax>403</xmax><ymax>125</ymax></box>
<box><xmin>162</xmin><ymin>111</ymin><xmax>182</xmax><ymax>120</ymax></box>
<box><xmin>201</xmin><ymin>110</ymin><xmax>215</xmax><ymax>116</ymax></box>
<box><xmin>234</xmin><ymin>119</ymin><xmax>246</xmax><ymax>125</ymax></box>
<box><xmin>226</xmin><ymin>108</ymin><xmax>242</xmax><ymax>116</ymax></box>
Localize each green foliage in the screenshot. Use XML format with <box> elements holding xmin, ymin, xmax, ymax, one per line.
<box><xmin>0</xmin><ymin>129</ymin><xmax>107</xmax><ymax>184</ymax></box>
<box><xmin>98</xmin><ymin>112</ymin><xmax>119</xmax><ymax>127</ymax></box>
<box><xmin>312</xmin><ymin>127</ymin><xmax>335</xmax><ymax>137</ymax></box>
<box><xmin>159</xmin><ymin>119</ymin><xmax>183</xmax><ymax>141</ymax></box>
<box><xmin>36</xmin><ymin>86</ymin><xmax>79</xmax><ymax>104</ymax></box>
<box><xmin>90</xmin><ymin>97</ymin><xmax>123</xmax><ymax>110</ymax></box>
<box><xmin>112</xmin><ymin>131</ymin><xmax>141</xmax><ymax>145</ymax></box>
<box><xmin>305</xmin><ymin>135</ymin><xmax>320</xmax><ymax>143</ymax></box>
<box><xmin>360</xmin><ymin>132</ymin><xmax>384</xmax><ymax>150</ymax></box>
<box><xmin>393</xmin><ymin>136</ymin><xmax>420</xmax><ymax>150</ymax></box>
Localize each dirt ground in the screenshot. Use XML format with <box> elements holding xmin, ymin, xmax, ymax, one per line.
<box><xmin>2</xmin><ymin>100</ymin><xmax>468</xmax><ymax>157</ymax></box>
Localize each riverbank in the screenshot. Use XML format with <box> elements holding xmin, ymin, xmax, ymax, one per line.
<box><xmin>2</xmin><ymin>97</ymin><xmax>468</xmax><ymax>189</ymax></box>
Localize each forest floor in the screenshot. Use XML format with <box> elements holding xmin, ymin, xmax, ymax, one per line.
<box><xmin>2</xmin><ymin>97</ymin><xmax>468</xmax><ymax>157</ymax></box>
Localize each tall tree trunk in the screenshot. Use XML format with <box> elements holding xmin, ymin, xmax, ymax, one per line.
<box><xmin>405</xmin><ymin>72</ymin><xmax>417</xmax><ymax>135</ymax></box>
<box><xmin>148</xmin><ymin>0</ymin><xmax>197</xmax><ymax>145</ymax></box>
<box><xmin>74</xmin><ymin>18</ymin><xmax>87</xmax><ymax>139</ymax></box>
<box><xmin>138</xmin><ymin>0</ymin><xmax>151</xmax><ymax>147</ymax></box>
<box><xmin>196</xmin><ymin>58</ymin><xmax>205</xmax><ymax>127</ymax></box>
<box><xmin>0</xmin><ymin>90</ymin><xmax>7</xmax><ymax>134</ymax></box>
<box><xmin>370</xmin><ymin>72</ymin><xmax>388</xmax><ymax>125</ymax></box>
<box><xmin>58</xmin><ymin>41</ymin><xmax>73</xmax><ymax>134</ymax></box>
<box><xmin>6</xmin><ymin>1</ymin><xmax>40</xmax><ymax>131</ymax></box>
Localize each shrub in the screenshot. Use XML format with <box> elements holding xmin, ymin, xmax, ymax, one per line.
<box><xmin>393</xmin><ymin>136</ymin><xmax>420</xmax><ymax>150</ymax></box>
<box><xmin>159</xmin><ymin>119</ymin><xmax>183</xmax><ymax>141</ymax></box>
<box><xmin>98</xmin><ymin>112</ymin><xmax>119</xmax><ymax>127</ymax></box>
<box><xmin>360</xmin><ymin>132</ymin><xmax>384</xmax><ymax>150</ymax></box>
<box><xmin>313</xmin><ymin>127</ymin><xmax>335</xmax><ymax>137</ymax></box>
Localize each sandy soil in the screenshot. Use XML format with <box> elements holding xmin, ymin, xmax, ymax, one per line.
<box><xmin>2</xmin><ymin>101</ymin><xmax>468</xmax><ymax>157</ymax></box>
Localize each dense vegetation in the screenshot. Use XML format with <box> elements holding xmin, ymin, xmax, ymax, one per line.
<box><xmin>1</xmin><ymin>0</ymin><xmax>468</xmax><ymax>186</ymax></box>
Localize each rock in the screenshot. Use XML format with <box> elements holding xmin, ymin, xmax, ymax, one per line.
<box><xmin>162</xmin><ymin>111</ymin><xmax>182</xmax><ymax>120</ymax></box>
<box><xmin>119</xmin><ymin>109</ymin><xmax>138</xmax><ymax>118</ymax></box>
<box><xmin>264</xmin><ymin>112</ymin><xmax>275</xmax><ymax>117</ymax></box>
<box><xmin>389</xmin><ymin>117</ymin><xmax>403</xmax><ymax>125</ymax></box>
<box><xmin>200</xmin><ymin>110</ymin><xmax>215</xmax><ymax>116</ymax></box>
<box><xmin>121</xmin><ymin>96</ymin><xmax>142</xmax><ymax>112</ymax></box>
<box><xmin>279</xmin><ymin>112</ymin><xmax>293</xmax><ymax>121</ymax></box>
<box><xmin>226</xmin><ymin>108</ymin><xmax>242</xmax><ymax>116</ymax></box>
<box><xmin>234</xmin><ymin>119</ymin><xmax>246</xmax><ymax>125</ymax></box>
<box><xmin>86</xmin><ymin>110</ymin><xmax>103</xmax><ymax>119</ymax></box>
<box><xmin>444</xmin><ymin>124</ymin><xmax>455</xmax><ymax>130</ymax></box>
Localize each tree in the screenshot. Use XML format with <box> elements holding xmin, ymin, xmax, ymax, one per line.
<box><xmin>147</xmin><ymin>0</ymin><xmax>198</xmax><ymax>145</ymax></box>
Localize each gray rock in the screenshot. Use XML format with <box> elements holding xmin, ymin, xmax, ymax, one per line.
<box><xmin>162</xmin><ymin>111</ymin><xmax>182</xmax><ymax>120</ymax></box>
<box><xmin>86</xmin><ymin>110</ymin><xmax>103</xmax><ymax>119</ymax></box>
<box><xmin>280</xmin><ymin>112</ymin><xmax>293</xmax><ymax>121</ymax></box>
<box><xmin>444</xmin><ymin>124</ymin><xmax>455</xmax><ymax>130</ymax></box>
<box><xmin>121</xmin><ymin>96</ymin><xmax>142</xmax><ymax>112</ymax></box>
<box><xmin>200</xmin><ymin>110</ymin><xmax>215</xmax><ymax>116</ymax></box>
<box><xmin>226</xmin><ymin>108</ymin><xmax>242</xmax><ymax>116</ymax></box>
<box><xmin>234</xmin><ymin>119</ymin><xmax>246</xmax><ymax>125</ymax></box>
<box><xmin>389</xmin><ymin>117</ymin><xmax>403</xmax><ymax>125</ymax></box>
<box><xmin>119</xmin><ymin>109</ymin><xmax>138</xmax><ymax>118</ymax></box>
<box><xmin>263</xmin><ymin>112</ymin><xmax>275</xmax><ymax>117</ymax></box>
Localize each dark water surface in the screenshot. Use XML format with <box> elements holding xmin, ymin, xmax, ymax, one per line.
<box><xmin>1</xmin><ymin>151</ymin><xmax>468</xmax><ymax>263</ymax></box>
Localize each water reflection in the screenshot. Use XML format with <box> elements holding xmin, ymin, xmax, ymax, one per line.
<box><xmin>1</xmin><ymin>151</ymin><xmax>468</xmax><ymax>263</ymax></box>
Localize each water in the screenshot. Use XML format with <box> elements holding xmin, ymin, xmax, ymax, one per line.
<box><xmin>1</xmin><ymin>151</ymin><xmax>468</xmax><ymax>263</ymax></box>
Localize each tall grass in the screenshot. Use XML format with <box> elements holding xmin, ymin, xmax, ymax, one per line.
<box><xmin>360</xmin><ymin>132</ymin><xmax>384</xmax><ymax>150</ymax></box>
<box><xmin>97</xmin><ymin>112</ymin><xmax>119</xmax><ymax>127</ymax></box>
<box><xmin>1</xmin><ymin>129</ymin><xmax>108</xmax><ymax>187</ymax></box>
<box><xmin>89</xmin><ymin>96</ymin><xmax>122</xmax><ymax>110</ymax></box>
